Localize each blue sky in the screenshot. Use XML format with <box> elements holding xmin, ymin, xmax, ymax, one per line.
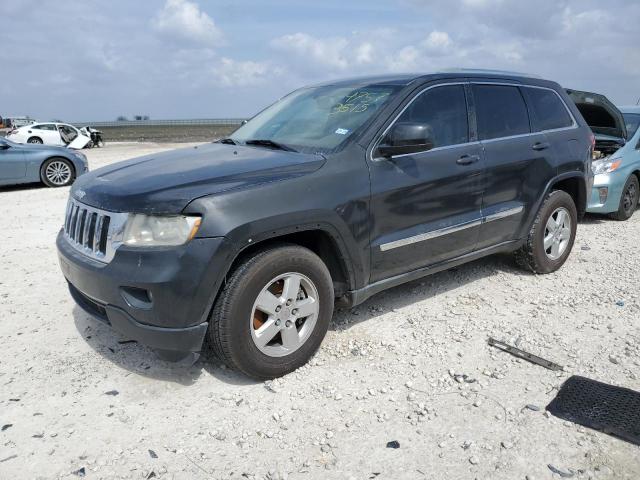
<box><xmin>1</xmin><ymin>0</ymin><xmax>639</xmax><ymax>121</ymax></box>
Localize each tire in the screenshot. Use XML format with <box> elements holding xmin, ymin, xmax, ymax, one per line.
<box><xmin>41</xmin><ymin>157</ymin><xmax>75</xmax><ymax>187</ymax></box>
<box><xmin>27</xmin><ymin>137</ymin><xmax>43</xmax><ymax>144</ymax></box>
<box><xmin>515</xmin><ymin>190</ymin><xmax>577</xmax><ymax>274</ymax></box>
<box><xmin>208</xmin><ymin>244</ymin><xmax>334</xmax><ymax>380</ymax></box>
<box><xmin>608</xmin><ymin>175</ymin><xmax>639</xmax><ymax>221</ymax></box>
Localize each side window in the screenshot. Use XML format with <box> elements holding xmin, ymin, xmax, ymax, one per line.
<box><xmin>473</xmin><ymin>85</ymin><xmax>530</xmax><ymax>140</ymax></box>
<box><xmin>381</xmin><ymin>85</ymin><xmax>468</xmax><ymax>150</ymax></box>
<box><xmin>35</xmin><ymin>124</ymin><xmax>55</xmax><ymax>131</ymax></box>
<box><xmin>523</xmin><ymin>87</ymin><xmax>573</xmax><ymax>131</ymax></box>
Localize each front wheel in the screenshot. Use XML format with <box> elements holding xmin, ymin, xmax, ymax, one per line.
<box><xmin>609</xmin><ymin>175</ymin><xmax>639</xmax><ymax>221</ymax></box>
<box><xmin>27</xmin><ymin>137</ymin><xmax>43</xmax><ymax>144</ymax></box>
<box><xmin>208</xmin><ymin>244</ymin><xmax>334</xmax><ymax>380</ymax></box>
<box><xmin>515</xmin><ymin>190</ymin><xmax>577</xmax><ymax>274</ymax></box>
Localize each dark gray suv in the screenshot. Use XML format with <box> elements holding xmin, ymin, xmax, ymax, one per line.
<box><xmin>57</xmin><ymin>70</ymin><xmax>593</xmax><ymax>379</ymax></box>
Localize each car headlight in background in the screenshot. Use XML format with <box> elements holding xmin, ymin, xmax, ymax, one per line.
<box><xmin>592</xmin><ymin>157</ymin><xmax>622</xmax><ymax>175</ymax></box>
<box><xmin>123</xmin><ymin>215</ymin><xmax>201</xmax><ymax>247</ymax></box>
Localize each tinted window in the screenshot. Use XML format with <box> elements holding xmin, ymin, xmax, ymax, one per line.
<box><xmin>34</xmin><ymin>124</ymin><xmax>56</xmax><ymax>131</ymax></box>
<box><xmin>524</xmin><ymin>87</ymin><xmax>573</xmax><ymax>131</ymax></box>
<box><xmin>473</xmin><ymin>85</ymin><xmax>530</xmax><ymax>140</ymax></box>
<box><xmin>382</xmin><ymin>85</ymin><xmax>468</xmax><ymax>149</ymax></box>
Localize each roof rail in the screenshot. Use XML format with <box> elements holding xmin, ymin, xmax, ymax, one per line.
<box><xmin>438</xmin><ymin>68</ymin><xmax>542</xmax><ymax>79</ymax></box>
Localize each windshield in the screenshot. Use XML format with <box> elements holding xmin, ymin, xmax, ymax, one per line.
<box><xmin>623</xmin><ymin>113</ymin><xmax>640</xmax><ymax>139</ymax></box>
<box><xmin>230</xmin><ymin>84</ymin><xmax>401</xmax><ymax>153</ymax></box>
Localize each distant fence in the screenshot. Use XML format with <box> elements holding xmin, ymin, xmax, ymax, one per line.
<box><xmin>72</xmin><ymin>118</ymin><xmax>246</xmax><ymax>128</ymax></box>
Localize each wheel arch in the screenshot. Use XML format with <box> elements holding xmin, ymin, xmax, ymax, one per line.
<box><xmin>225</xmin><ymin>225</ymin><xmax>355</xmax><ymax>297</ymax></box>
<box><xmin>27</xmin><ymin>136</ymin><xmax>43</xmax><ymax>144</ymax></box>
<box><xmin>548</xmin><ymin>173</ymin><xmax>587</xmax><ymax>218</ymax></box>
<box><xmin>201</xmin><ymin>225</ymin><xmax>357</xmax><ymax>327</ymax></box>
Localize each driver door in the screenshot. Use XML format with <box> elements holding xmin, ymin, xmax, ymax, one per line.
<box><xmin>368</xmin><ymin>83</ymin><xmax>485</xmax><ymax>282</ymax></box>
<box><xmin>0</xmin><ymin>141</ymin><xmax>27</xmax><ymax>180</ymax></box>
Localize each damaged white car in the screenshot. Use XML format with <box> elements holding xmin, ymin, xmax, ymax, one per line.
<box><xmin>5</xmin><ymin>122</ymin><xmax>92</xmax><ymax>149</ymax></box>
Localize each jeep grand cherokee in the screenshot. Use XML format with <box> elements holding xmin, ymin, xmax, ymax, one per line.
<box><xmin>57</xmin><ymin>70</ymin><xmax>593</xmax><ymax>379</ymax></box>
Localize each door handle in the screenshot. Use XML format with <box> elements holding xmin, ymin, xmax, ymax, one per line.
<box><xmin>456</xmin><ymin>154</ymin><xmax>480</xmax><ymax>165</ymax></box>
<box><xmin>532</xmin><ymin>142</ymin><xmax>550</xmax><ymax>151</ymax></box>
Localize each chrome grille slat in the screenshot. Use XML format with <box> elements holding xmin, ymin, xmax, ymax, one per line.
<box><xmin>93</xmin><ymin>214</ymin><xmax>104</xmax><ymax>253</ymax></box>
<box><xmin>62</xmin><ymin>198</ymin><xmax>127</xmax><ymax>264</ymax></box>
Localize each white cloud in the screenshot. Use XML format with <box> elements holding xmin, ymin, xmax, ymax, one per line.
<box><xmin>151</xmin><ymin>0</ymin><xmax>223</xmax><ymax>47</ymax></box>
<box><xmin>271</xmin><ymin>32</ymin><xmax>384</xmax><ymax>73</ymax></box>
<box><xmin>423</xmin><ymin>31</ymin><xmax>452</xmax><ymax>51</ymax></box>
<box><xmin>212</xmin><ymin>58</ymin><xmax>279</xmax><ymax>87</ymax></box>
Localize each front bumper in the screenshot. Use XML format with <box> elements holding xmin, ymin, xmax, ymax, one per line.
<box><xmin>57</xmin><ymin>230</ymin><xmax>228</xmax><ymax>354</ymax></box>
<box><xmin>587</xmin><ymin>173</ymin><xmax>623</xmax><ymax>214</ymax></box>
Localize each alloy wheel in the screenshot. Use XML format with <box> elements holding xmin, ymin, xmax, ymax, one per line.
<box><xmin>543</xmin><ymin>207</ymin><xmax>571</xmax><ymax>260</ymax></box>
<box><xmin>250</xmin><ymin>272</ymin><xmax>319</xmax><ymax>357</ymax></box>
<box><xmin>45</xmin><ymin>161</ymin><xmax>72</xmax><ymax>186</ymax></box>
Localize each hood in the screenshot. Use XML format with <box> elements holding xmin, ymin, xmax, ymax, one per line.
<box><xmin>71</xmin><ymin>143</ymin><xmax>326</xmax><ymax>213</ymax></box>
<box><xmin>566</xmin><ymin>89</ymin><xmax>627</xmax><ymax>140</ymax></box>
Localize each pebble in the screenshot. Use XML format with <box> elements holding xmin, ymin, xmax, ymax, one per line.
<box><xmin>469</xmin><ymin>456</ymin><xmax>479</xmax><ymax>465</ymax></box>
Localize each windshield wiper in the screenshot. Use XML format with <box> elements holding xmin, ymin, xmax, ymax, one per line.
<box><xmin>216</xmin><ymin>138</ymin><xmax>236</xmax><ymax>145</ymax></box>
<box><xmin>244</xmin><ymin>139</ymin><xmax>297</xmax><ymax>152</ymax></box>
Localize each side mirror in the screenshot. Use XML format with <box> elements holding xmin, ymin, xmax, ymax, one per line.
<box><xmin>0</xmin><ymin>141</ymin><xmax>9</xmax><ymax>150</ymax></box>
<box><xmin>376</xmin><ymin>123</ymin><xmax>434</xmax><ymax>158</ymax></box>
<box><xmin>241</xmin><ymin>119</ymin><xmax>248</xmax><ymax>126</ymax></box>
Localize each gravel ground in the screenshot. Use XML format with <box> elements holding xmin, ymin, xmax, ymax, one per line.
<box><xmin>1</xmin><ymin>142</ymin><xmax>639</xmax><ymax>479</ymax></box>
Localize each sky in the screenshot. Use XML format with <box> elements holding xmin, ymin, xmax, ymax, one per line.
<box><xmin>1</xmin><ymin>0</ymin><xmax>639</xmax><ymax>121</ymax></box>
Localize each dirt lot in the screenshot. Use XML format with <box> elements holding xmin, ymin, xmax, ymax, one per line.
<box><xmin>1</xmin><ymin>142</ymin><xmax>639</xmax><ymax>479</ymax></box>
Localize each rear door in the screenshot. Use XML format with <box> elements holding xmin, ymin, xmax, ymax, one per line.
<box><xmin>30</xmin><ymin>123</ymin><xmax>63</xmax><ymax>145</ymax></box>
<box><xmin>369</xmin><ymin>83</ymin><xmax>485</xmax><ymax>282</ymax></box>
<box><xmin>472</xmin><ymin>83</ymin><xmax>554</xmax><ymax>249</ymax></box>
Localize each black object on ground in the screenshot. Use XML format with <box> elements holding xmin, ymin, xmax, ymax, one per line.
<box><xmin>548</xmin><ymin>464</ymin><xmax>575</xmax><ymax>478</ymax></box>
<box><xmin>488</xmin><ymin>337</ymin><xmax>563</xmax><ymax>371</ymax></box>
<box><xmin>104</xmin><ymin>390</ymin><xmax>119</xmax><ymax>396</ymax></box>
<box><xmin>1</xmin><ymin>424</ymin><xmax>12</xmax><ymax>431</ymax></box>
<box><xmin>386</xmin><ymin>440</ymin><xmax>400</xmax><ymax>449</ymax></box>
<box><xmin>72</xmin><ymin>467</ymin><xmax>86</xmax><ymax>477</ymax></box>
<box><xmin>148</xmin><ymin>449</ymin><xmax>158</xmax><ymax>459</ymax></box>
<box><xmin>547</xmin><ymin>375</ymin><xmax>640</xmax><ymax>445</ymax></box>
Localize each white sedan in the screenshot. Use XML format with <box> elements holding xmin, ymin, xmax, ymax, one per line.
<box><xmin>6</xmin><ymin>122</ymin><xmax>92</xmax><ymax>149</ymax></box>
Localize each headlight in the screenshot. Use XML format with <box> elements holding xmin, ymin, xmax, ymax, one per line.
<box><xmin>123</xmin><ymin>214</ymin><xmax>201</xmax><ymax>247</ymax></box>
<box><xmin>592</xmin><ymin>157</ymin><xmax>621</xmax><ymax>175</ymax></box>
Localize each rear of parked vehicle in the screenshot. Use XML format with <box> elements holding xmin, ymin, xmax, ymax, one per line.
<box><xmin>57</xmin><ymin>71</ymin><xmax>592</xmax><ymax>379</ymax></box>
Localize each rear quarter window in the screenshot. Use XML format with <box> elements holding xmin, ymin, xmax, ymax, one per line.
<box><xmin>473</xmin><ymin>85</ymin><xmax>530</xmax><ymax>140</ymax></box>
<box><xmin>523</xmin><ymin>87</ymin><xmax>573</xmax><ymax>131</ymax></box>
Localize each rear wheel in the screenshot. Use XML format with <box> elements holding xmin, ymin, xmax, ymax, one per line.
<box><xmin>41</xmin><ymin>157</ymin><xmax>75</xmax><ymax>187</ymax></box>
<box><xmin>609</xmin><ymin>175</ymin><xmax>639</xmax><ymax>221</ymax></box>
<box><xmin>208</xmin><ymin>244</ymin><xmax>334</xmax><ymax>379</ymax></box>
<box><xmin>27</xmin><ymin>137</ymin><xmax>43</xmax><ymax>144</ymax></box>
<box><xmin>515</xmin><ymin>190</ymin><xmax>577</xmax><ymax>273</ymax></box>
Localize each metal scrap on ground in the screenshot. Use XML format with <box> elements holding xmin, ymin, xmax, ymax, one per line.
<box><xmin>487</xmin><ymin>337</ymin><xmax>563</xmax><ymax>371</ymax></box>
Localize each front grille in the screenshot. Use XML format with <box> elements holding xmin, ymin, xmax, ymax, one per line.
<box><xmin>64</xmin><ymin>199</ymin><xmax>111</xmax><ymax>257</ymax></box>
<box><xmin>63</xmin><ymin>198</ymin><xmax>128</xmax><ymax>263</ymax></box>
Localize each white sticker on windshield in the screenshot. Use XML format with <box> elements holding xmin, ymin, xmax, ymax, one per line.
<box><xmin>335</xmin><ymin>128</ymin><xmax>349</xmax><ymax>135</ymax></box>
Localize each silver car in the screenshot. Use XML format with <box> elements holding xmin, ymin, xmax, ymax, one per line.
<box><xmin>0</xmin><ymin>137</ymin><xmax>89</xmax><ymax>187</ymax></box>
